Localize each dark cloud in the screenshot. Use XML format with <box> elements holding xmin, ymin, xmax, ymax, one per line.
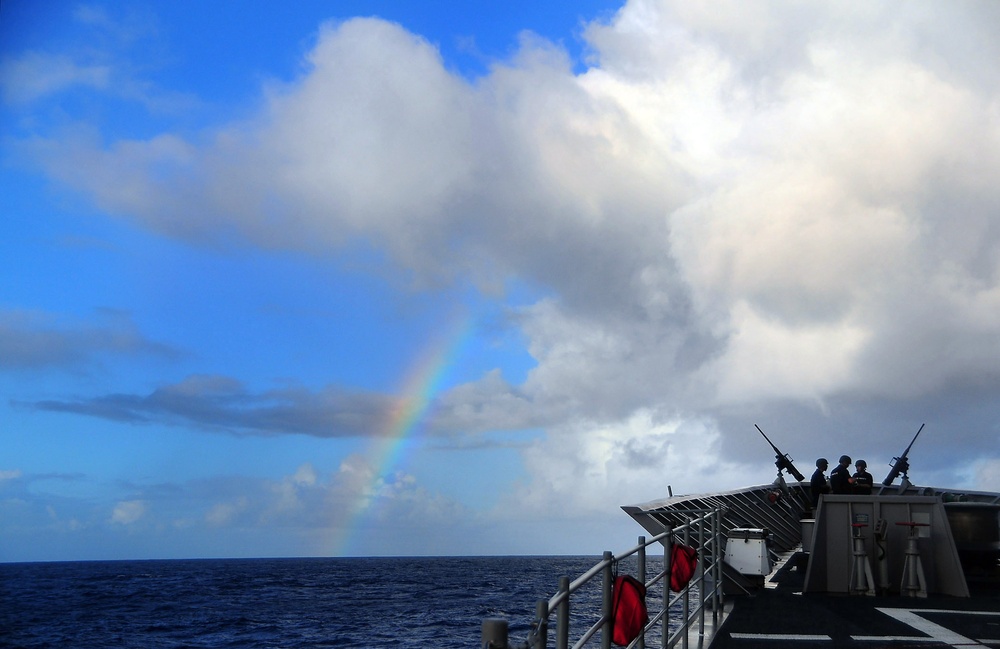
<box><xmin>17</xmin><ymin>374</ymin><xmax>399</xmax><ymax>438</ymax></box>
<box><xmin>712</xmin><ymin>386</ymin><xmax>1000</xmax><ymax>486</ymax></box>
<box><xmin>0</xmin><ymin>308</ymin><xmax>178</xmax><ymax>371</ymax></box>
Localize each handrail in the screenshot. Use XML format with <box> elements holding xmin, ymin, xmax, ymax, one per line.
<box><xmin>483</xmin><ymin>506</ymin><xmax>727</xmax><ymax>649</ymax></box>
<box><xmin>547</xmin><ymin>554</ymin><xmax>615</xmax><ymax>611</ymax></box>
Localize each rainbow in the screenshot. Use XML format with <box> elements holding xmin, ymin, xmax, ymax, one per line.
<box><xmin>329</xmin><ymin>308</ymin><xmax>474</xmax><ymax>556</ymax></box>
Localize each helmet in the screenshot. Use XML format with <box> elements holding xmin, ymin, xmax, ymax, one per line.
<box><xmin>855</xmin><ymin>459</ymin><xmax>867</xmax><ymax>469</ymax></box>
<box><xmin>816</xmin><ymin>458</ymin><xmax>828</xmax><ymax>468</ymax></box>
<box><xmin>839</xmin><ymin>455</ymin><xmax>852</xmax><ymax>464</ymax></box>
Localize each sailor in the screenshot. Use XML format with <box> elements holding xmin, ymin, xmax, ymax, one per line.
<box><xmin>810</xmin><ymin>458</ymin><xmax>830</xmax><ymax>509</ymax></box>
<box><xmin>830</xmin><ymin>455</ymin><xmax>854</xmax><ymax>494</ymax></box>
<box><xmin>852</xmin><ymin>459</ymin><xmax>873</xmax><ymax>495</ymax></box>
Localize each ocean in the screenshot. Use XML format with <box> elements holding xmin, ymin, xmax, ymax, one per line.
<box><xmin>0</xmin><ymin>555</ymin><xmax>666</xmax><ymax>648</ymax></box>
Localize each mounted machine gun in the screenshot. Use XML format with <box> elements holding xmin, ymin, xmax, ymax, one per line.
<box><xmin>755</xmin><ymin>424</ymin><xmax>808</xmax><ymax>512</ymax></box>
<box><xmin>755</xmin><ymin>424</ymin><xmax>806</xmax><ymax>482</ymax></box>
<box><xmin>882</xmin><ymin>423</ymin><xmax>925</xmax><ymax>487</ymax></box>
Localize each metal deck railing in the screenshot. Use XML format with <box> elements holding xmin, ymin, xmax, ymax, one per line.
<box><xmin>622</xmin><ymin>480</ymin><xmax>1000</xmax><ymax>596</ymax></box>
<box><xmin>625</xmin><ymin>481</ymin><xmax>1000</xmax><ymax>556</ymax></box>
<box><xmin>624</xmin><ymin>482</ymin><xmax>810</xmax><ymax>559</ymax></box>
<box><xmin>482</xmin><ymin>506</ymin><xmax>727</xmax><ymax>649</ymax></box>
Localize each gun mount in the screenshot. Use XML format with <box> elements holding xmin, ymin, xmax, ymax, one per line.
<box><xmin>755</xmin><ymin>424</ymin><xmax>806</xmax><ymax>482</ymax></box>
<box><xmin>882</xmin><ymin>423</ymin><xmax>925</xmax><ymax>487</ymax></box>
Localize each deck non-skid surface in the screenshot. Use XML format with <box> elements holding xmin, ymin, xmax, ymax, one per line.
<box><xmin>710</xmin><ymin>561</ymin><xmax>1000</xmax><ymax>648</ymax></box>
<box><xmin>715</xmin><ymin>595</ymin><xmax>1000</xmax><ymax>647</ymax></box>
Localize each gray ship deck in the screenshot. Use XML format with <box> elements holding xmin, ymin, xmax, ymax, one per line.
<box><xmin>624</xmin><ymin>482</ymin><xmax>1000</xmax><ymax>648</ymax></box>
<box><xmin>710</xmin><ymin>552</ymin><xmax>1000</xmax><ymax>648</ymax></box>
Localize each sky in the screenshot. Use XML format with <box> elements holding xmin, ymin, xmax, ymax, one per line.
<box><xmin>2</xmin><ymin>0</ymin><xmax>999</xmax><ymax>562</ymax></box>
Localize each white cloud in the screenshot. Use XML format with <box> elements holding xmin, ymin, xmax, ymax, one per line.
<box><xmin>0</xmin><ymin>52</ymin><xmax>110</xmax><ymax>105</ymax></box>
<box><xmin>291</xmin><ymin>463</ymin><xmax>317</xmax><ymax>486</ymax></box>
<box><xmin>32</xmin><ymin>3</ymin><xmax>994</xmax><ymax>422</ymax></box>
<box><xmin>111</xmin><ymin>499</ymin><xmax>147</xmax><ymax>525</ymax></box>
<box><xmin>496</xmin><ymin>411</ymin><xmax>763</xmax><ymax>520</ymax></box>
<box><xmin>205</xmin><ymin>497</ymin><xmax>248</xmax><ymax>526</ymax></box>
<box><xmin>973</xmin><ymin>459</ymin><xmax>1000</xmax><ymax>492</ymax></box>
<box><xmin>12</xmin><ymin>0</ymin><xmax>1000</xmax><ymax>529</ymax></box>
<box><xmin>261</xmin><ymin>464</ymin><xmax>321</xmax><ymax>522</ymax></box>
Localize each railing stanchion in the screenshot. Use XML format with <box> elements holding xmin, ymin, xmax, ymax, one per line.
<box><xmin>682</xmin><ymin>526</ymin><xmax>691</xmax><ymax>649</ymax></box>
<box><xmin>534</xmin><ymin>599</ymin><xmax>548</xmax><ymax>649</ymax></box>
<box><xmin>482</xmin><ymin>618</ymin><xmax>509</xmax><ymax>648</ymax></box>
<box><xmin>556</xmin><ymin>576</ymin><xmax>570</xmax><ymax>649</ymax></box>
<box><xmin>483</xmin><ymin>506</ymin><xmax>732</xmax><ymax>649</ymax></box>
<box><xmin>698</xmin><ymin>511</ymin><xmax>706</xmax><ymax>638</ymax></box>
<box><xmin>714</xmin><ymin>507</ymin><xmax>722</xmax><ymax>624</ymax></box>
<box><xmin>663</xmin><ymin>526</ymin><xmax>672</xmax><ymax>649</ymax></box>
<box><xmin>637</xmin><ymin>536</ymin><xmax>646</xmax><ymax>649</ymax></box>
<box><xmin>602</xmin><ymin>551</ymin><xmax>613</xmax><ymax>649</ymax></box>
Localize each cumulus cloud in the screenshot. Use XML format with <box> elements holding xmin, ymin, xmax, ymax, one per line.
<box><xmin>973</xmin><ymin>459</ymin><xmax>1000</xmax><ymax>492</ymax></box>
<box><xmin>194</xmin><ymin>460</ymin><xmax>474</xmax><ymax>536</ymax></box>
<box><xmin>495</xmin><ymin>411</ymin><xmax>763</xmax><ymax>518</ymax></box>
<box><xmin>10</xmin><ymin>0</ymin><xmax>1000</xmax><ymax>502</ymax></box>
<box><xmin>175</xmin><ymin>461</ymin><xmax>480</xmax><ymax>554</ymax></box>
<box><xmin>111</xmin><ymin>499</ymin><xmax>147</xmax><ymax>525</ymax></box>
<box><xmin>1</xmin><ymin>462</ymin><xmax>494</xmax><ymax>559</ymax></box>
<box><xmin>205</xmin><ymin>497</ymin><xmax>248</xmax><ymax>526</ymax></box>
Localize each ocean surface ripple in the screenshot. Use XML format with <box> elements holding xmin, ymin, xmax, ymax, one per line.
<box><xmin>1</xmin><ymin>556</ymin><xmax>653</xmax><ymax>648</ymax></box>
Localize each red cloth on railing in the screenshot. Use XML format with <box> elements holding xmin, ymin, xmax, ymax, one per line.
<box><xmin>669</xmin><ymin>544</ymin><xmax>698</xmax><ymax>592</ymax></box>
<box><xmin>611</xmin><ymin>575</ymin><xmax>648</xmax><ymax>646</ymax></box>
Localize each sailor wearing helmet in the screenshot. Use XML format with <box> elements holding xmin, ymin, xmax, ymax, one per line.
<box><xmin>830</xmin><ymin>455</ymin><xmax>854</xmax><ymax>494</ymax></box>
<box><xmin>852</xmin><ymin>459</ymin><xmax>874</xmax><ymax>495</ymax></box>
<box><xmin>810</xmin><ymin>458</ymin><xmax>830</xmax><ymax>509</ymax></box>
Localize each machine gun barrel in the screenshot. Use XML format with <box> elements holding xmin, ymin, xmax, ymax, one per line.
<box><xmin>755</xmin><ymin>424</ymin><xmax>806</xmax><ymax>482</ymax></box>
<box><xmin>881</xmin><ymin>423</ymin><xmax>925</xmax><ymax>486</ymax></box>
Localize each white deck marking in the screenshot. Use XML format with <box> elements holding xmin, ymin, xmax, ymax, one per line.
<box><xmin>852</xmin><ymin>636</ymin><xmax>944</xmax><ymax>642</ymax></box>
<box><xmin>909</xmin><ymin>610</ymin><xmax>1000</xmax><ymax>616</ymax></box>
<box><xmin>729</xmin><ymin>633</ymin><xmax>830</xmax><ymax>641</ymax></box>
<box><xmin>727</xmin><ymin>609</ymin><xmax>1000</xmax><ymax>646</ymax></box>
<box><xmin>876</xmin><ymin>607</ymin><xmax>987</xmax><ymax>648</ymax></box>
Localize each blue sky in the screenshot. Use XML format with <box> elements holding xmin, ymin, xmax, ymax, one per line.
<box><xmin>3</xmin><ymin>1</ymin><xmax>1000</xmax><ymax>562</ymax></box>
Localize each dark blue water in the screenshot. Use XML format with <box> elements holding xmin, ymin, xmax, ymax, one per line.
<box><xmin>1</xmin><ymin>556</ymin><xmax>654</xmax><ymax>648</ymax></box>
